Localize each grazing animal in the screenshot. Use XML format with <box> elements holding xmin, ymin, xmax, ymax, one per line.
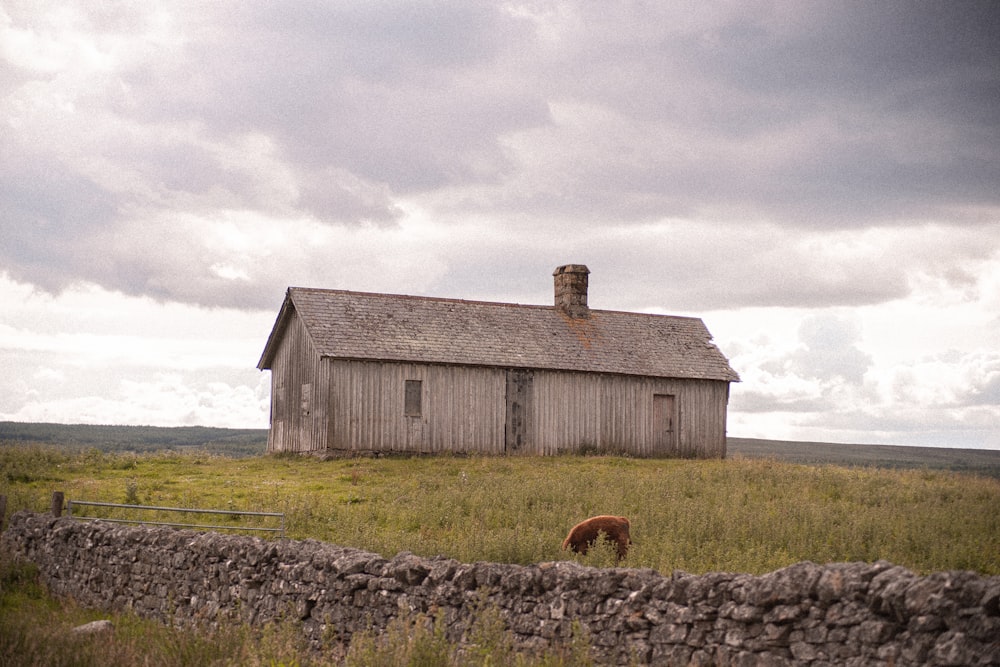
<box><xmin>562</xmin><ymin>515</ymin><xmax>631</xmax><ymax>561</ymax></box>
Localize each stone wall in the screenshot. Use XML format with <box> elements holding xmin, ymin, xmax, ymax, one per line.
<box><xmin>3</xmin><ymin>511</ymin><xmax>998</xmax><ymax>666</ymax></box>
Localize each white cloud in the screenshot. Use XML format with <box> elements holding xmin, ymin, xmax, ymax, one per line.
<box><xmin>2</xmin><ymin>372</ymin><xmax>270</xmax><ymax>428</ymax></box>
<box><xmin>1</xmin><ymin>2</ymin><xmax>998</xmax><ymax>448</ymax></box>
<box><xmin>709</xmin><ymin>254</ymin><xmax>1000</xmax><ymax>448</ymax></box>
<box><xmin>0</xmin><ymin>274</ymin><xmax>272</xmax><ymax>427</ymax></box>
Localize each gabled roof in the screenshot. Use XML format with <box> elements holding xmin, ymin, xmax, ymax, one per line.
<box><xmin>258</xmin><ymin>287</ymin><xmax>739</xmax><ymax>382</ymax></box>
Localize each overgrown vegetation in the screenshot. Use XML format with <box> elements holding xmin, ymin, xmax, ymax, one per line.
<box><xmin>1</xmin><ymin>444</ymin><xmax>998</xmax><ymax>665</ymax></box>
<box><xmin>0</xmin><ymin>546</ymin><xmax>597</xmax><ymax>666</ymax></box>
<box><xmin>3</xmin><ymin>445</ymin><xmax>997</xmax><ymax>574</ymax></box>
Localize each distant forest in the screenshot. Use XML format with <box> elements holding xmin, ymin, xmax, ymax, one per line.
<box><xmin>727</xmin><ymin>437</ymin><xmax>1000</xmax><ymax>480</ymax></box>
<box><xmin>2</xmin><ymin>422</ymin><xmax>998</xmax><ymax>478</ymax></box>
<box><xmin>0</xmin><ymin>421</ymin><xmax>267</xmax><ymax>457</ymax></box>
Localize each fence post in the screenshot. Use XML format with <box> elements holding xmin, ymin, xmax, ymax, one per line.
<box><xmin>51</xmin><ymin>491</ymin><xmax>65</xmax><ymax>517</ymax></box>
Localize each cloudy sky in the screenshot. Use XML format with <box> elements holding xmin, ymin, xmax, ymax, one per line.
<box><xmin>2</xmin><ymin>2</ymin><xmax>998</xmax><ymax>449</ymax></box>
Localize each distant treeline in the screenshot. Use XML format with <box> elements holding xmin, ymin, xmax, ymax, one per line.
<box><xmin>728</xmin><ymin>437</ymin><xmax>1000</xmax><ymax>480</ymax></box>
<box><xmin>1</xmin><ymin>422</ymin><xmax>998</xmax><ymax>478</ymax></box>
<box><xmin>0</xmin><ymin>421</ymin><xmax>267</xmax><ymax>457</ymax></box>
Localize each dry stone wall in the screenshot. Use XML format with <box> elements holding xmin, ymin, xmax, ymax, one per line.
<box><xmin>3</xmin><ymin>511</ymin><xmax>999</xmax><ymax>666</ymax></box>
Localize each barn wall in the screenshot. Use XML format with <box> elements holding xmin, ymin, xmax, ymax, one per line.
<box><xmin>326</xmin><ymin>360</ymin><xmax>506</xmax><ymax>455</ymax></box>
<box><xmin>679</xmin><ymin>378</ymin><xmax>729</xmax><ymax>458</ymax></box>
<box><xmin>265</xmin><ymin>310</ymin><xmax>329</xmax><ymax>454</ymax></box>
<box><xmin>314</xmin><ymin>361</ymin><xmax>728</xmax><ymax>458</ymax></box>
<box><xmin>529</xmin><ymin>372</ymin><xmax>728</xmax><ymax>458</ymax></box>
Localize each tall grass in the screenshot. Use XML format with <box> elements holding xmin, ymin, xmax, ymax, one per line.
<box><xmin>2</xmin><ymin>444</ymin><xmax>999</xmax><ymax>665</ymax></box>
<box><xmin>2</xmin><ymin>444</ymin><xmax>998</xmax><ymax>575</ymax></box>
<box><xmin>0</xmin><ymin>547</ymin><xmax>312</xmax><ymax>666</ymax></box>
<box><xmin>342</xmin><ymin>604</ymin><xmax>597</xmax><ymax>667</ymax></box>
<box><xmin>0</xmin><ymin>546</ymin><xmax>595</xmax><ymax>666</ymax></box>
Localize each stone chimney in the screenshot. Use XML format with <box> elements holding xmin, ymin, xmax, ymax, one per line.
<box><xmin>553</xmin><ymin>264</ymin><xmax>590</xmax><ymax>318</ymax></box>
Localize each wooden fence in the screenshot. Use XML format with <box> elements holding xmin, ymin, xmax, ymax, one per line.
<box><xmin>0</xmin><ymin>492</ymin><xmax>284</xmax><ymax>538</ymax></box>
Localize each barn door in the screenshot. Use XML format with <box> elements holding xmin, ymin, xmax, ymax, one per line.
<box><xmin>653</xmin><ymin>394</ymin><xmax>677</xmax><ymax>455</ymax></box>
<box><xmin>505</xmin><ymin>370</ymin><xmax>533</xmax><ymax>453</ymax></box>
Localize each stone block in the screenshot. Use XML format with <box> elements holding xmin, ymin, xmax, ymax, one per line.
<box><xmin>3</xmin><ymin>512</ymin><xmax>997</xmax><ymax>666</ymax></box>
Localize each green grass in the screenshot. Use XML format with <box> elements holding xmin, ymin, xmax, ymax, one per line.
<box><xmin>2</xmin><ymin>445</ymin><xmax>998</xmax><ymax>575</ymax></box>
<box><xmin>0</xmin><ymin>550</ymin><xmax>328</xmax><ymax>667</ymax></box>
<box><xmin>8</xmin><ymin>421</ymin><xmax>1000</xmax><ymax>476</ymax></box>
<box><xmin>2</xmin><ymin>444</ymin><xmax>999</xmax><ymax>665</ymax></box>
<box><xmin>0</xmin><ymin>547</ymin><xmax>596</xmax><ymax>667</ymax></box>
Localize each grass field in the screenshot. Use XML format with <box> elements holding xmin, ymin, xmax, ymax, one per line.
<box><xmin>2</xmin><ymin>444</ymin><xmax>997</xmax><ymax>576</ymax></box>
<box><xmin>5</xmin><ymin>421</ymin><xmax>999</xmax><ymax>477</ymax></box>
<box><xmin>2</xmin><ymin>440</ymin><xmax>999</xmax><ymax>666</ymax></box>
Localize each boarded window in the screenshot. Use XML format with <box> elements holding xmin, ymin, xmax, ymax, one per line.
<box><xmin>301</xmin><ymin>383</ymin><xmax>312</xmax><ymax>416</ymax></box>
<box><xmin>274</xmin><ymin>381</ymin><xmax>285</xmax><ymax>416</ymax></box>
<box><xmin>404</xmin><ymin>380</ymin><xmax>422</xmax><ymax>417</ymax></box>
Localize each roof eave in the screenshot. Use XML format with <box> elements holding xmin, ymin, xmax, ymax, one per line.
<box><xmin>256</xmin><ymin>289</ymin><xmax>296</xmax><ymax>370</ymax></box>
<box><xmin>316</xmin><ymin>352</ymin><xmax>740</xmax><ymax>382</ymax></box>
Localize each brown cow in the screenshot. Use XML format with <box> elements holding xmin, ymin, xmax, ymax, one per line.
<box><xmin>562</xmin><ymin>515</ymin><xmax>631</xmax><ymax>561</ymax></box>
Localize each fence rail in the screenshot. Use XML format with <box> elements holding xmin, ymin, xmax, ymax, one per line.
<box><xmin>66</xmin><ymin>499</ymin><xmax>285</xmax><ymax>538</ymax></box>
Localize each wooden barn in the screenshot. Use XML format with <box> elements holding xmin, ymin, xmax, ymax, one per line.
<box><xmin>257</xmin><ymin>265</ymin><xmax>739</xmax><ymax>458</ymax></box>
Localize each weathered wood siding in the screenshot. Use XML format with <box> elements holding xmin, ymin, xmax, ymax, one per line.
<box><xmin>270</xmin><ymin>346</ymin><xmax>728</xmax><ymax>457</ymax></box>
<box><xmin>326</xmin><ymin>360</ymin><xmax>507</xmax><ymax>454</ymax></box>
<box><xmin>265</xmin><ymin>310</ymin><xmax>329</xmax><ymax>454</ymax></box>
<box><xmin>527</xmin><ymin>372</ymin><xmax>728</xmax><ymax>458</ymax></box>
<box><xmin>310</xmin><ymin>360</ymin><xmax>727</xmax><ymax>458</ymax></box>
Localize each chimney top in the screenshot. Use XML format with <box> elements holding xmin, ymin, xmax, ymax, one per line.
<box><xmin>553</xmin><ymin>264</ymin><xmax>590</xmax><ymax>276</ymax></box>
<box><xmin>553</xmin><ymin>264</ymin><xmax>590</xmax><ymax>318</ymax></box>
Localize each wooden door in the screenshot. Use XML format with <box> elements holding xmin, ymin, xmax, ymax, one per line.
<box><xmin>653</xmin><ymin>394</ymin><xmax>677</xmax><ymax>455</ymax></box>
<box><xmin>505</xmin><ymin>370</ymin><xmax>533</xmax><ymax>453</ymax></box>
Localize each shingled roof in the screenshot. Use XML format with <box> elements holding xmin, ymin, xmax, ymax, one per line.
<box><xmin>258</xmin><ymin>286</ymin><xmax>740</xmax><ymax>383</ymax></box>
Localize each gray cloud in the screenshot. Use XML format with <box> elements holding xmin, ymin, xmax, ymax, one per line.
<box><xmin>798</xmin><ymin>407</ymin><xmax>1000</xmax><ymax>449</ymax></box>
<box><xmin>966</xmin><ymin>373</ymin><xmax>1000</xmax><ymax>407</ymax></box>
<box><xmin>788</xmin><ymin>315</ymin><xmax>872</xmax><ymax>384</ymax></box>
<box><xmin>728</xmin><ymin>391</ymin><xmax>830</xmax><ymax>415</ymax></box>
<box><xmin>122</xmin><ymin>3</ymin><xmax>549</xmax><ymax>192</ymax></box>
<box><xmin>500</xmin><ymin>2</ymin><xmax>1000</xmax><ymax>227</ymax></box>
<box><xmin>1</xmin><ymin>1</ymin><xmax>998</xmax><ymax>310</ymax></box>
<box><xmin>5</xmin><ymin>2</ymin><xmax>998</xmax><ymax>445</ymax></box>
<box><xmin>423</xmin><ymin>221</ymin><xmax>1000</xmax><ymax>313</ymax></box>
<box><xmin>0</xmin><ymin>142</ymin><xmax>118</xmax><ymax>292</ymax></box>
